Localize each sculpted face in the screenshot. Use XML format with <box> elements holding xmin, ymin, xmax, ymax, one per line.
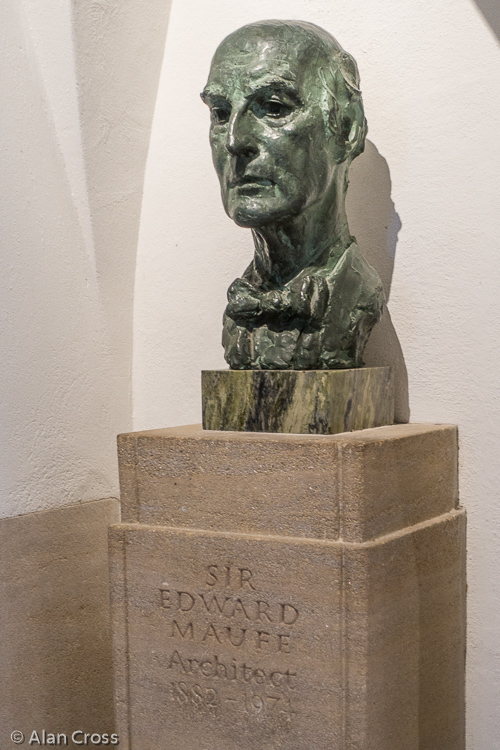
<box><xmin>202</xmin><ymin>27</ymin><xmax>342</xmax><ymax>228</ymax></box>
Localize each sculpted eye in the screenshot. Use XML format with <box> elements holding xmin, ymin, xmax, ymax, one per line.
<box><xmin>254</xmin><ymin>98</ymin><xmax>293</xmax><ymax>120</ymax></box>
<box><xmin>266</xmin><ymin>101</ymin><xmax>291</xmax><ymax>118</ymax></box>
<box><xmin>211</xmin><ymin>107</ymin><xmax>230</xmax><ymax>124</ymax></box>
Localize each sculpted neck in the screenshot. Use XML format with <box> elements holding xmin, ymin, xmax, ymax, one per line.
<box><xmin>250</xmin><ymin>168</ymin><xmax>351</xmax><ymax>287</ymax></box>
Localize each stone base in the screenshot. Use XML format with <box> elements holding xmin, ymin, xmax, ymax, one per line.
<box><xmin>110</xmin><ymin>424</ymin><xmax>465</xmax><ymax>750</ymax></box>
<box><xmin>202</xmin><ymin>367</ymin><xmax>394</xmax><ymax>434</ymax></box>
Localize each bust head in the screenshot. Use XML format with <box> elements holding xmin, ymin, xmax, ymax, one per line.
<box><xmin>202</xmin><ymin>21</ymin><xmax>383</xmax><ymax>372</ymax></box>
<box><xmin>202</xmin><ymin>20</ymin><xmax>367</xmax><ymax>230</ymax></box>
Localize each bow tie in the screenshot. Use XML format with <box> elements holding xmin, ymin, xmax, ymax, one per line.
<box><xmin>225</xmin><ymin>275</ymin><xmax>329</xmax><ymax>326</ymax></box>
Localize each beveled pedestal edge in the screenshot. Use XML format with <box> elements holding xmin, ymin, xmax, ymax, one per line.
<box><xmin>117</xmin><ymin>423</ymin><xmax>458</xmax><ymax>544</ymax></box>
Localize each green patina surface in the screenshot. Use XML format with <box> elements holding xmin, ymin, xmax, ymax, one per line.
<box><xmin>202</xmin><ymin>20</ymin><xmax>384</xmax><ymax>370</ymax></box>
<box><xmin>202</xmin><ymin>368</ymin><xmax>394</xmax><ymax>434</ymax></box>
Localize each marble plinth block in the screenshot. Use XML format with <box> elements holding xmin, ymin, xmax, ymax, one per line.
<box><xmin>201</xmin><ymin>367</ymin><xmax>394</xmax><ymax>434</ymax></box>
<box><xmin>110</xmin><ymin>423</ymin><xmax>465</xmax><ymax>750</ymax></box>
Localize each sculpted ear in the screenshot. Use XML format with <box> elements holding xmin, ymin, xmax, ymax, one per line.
<box><xmin>320</xmin><ymin>65</ymin><xmax>367</xmax><ymax>162</ymax></box>
<box><xmin>341</xmin><ymin>100</ymin><xmax>367</xmax><ymax>160</ymax></box>
<box><xmin>327</xmin><ymin>105</ymin><xmax>360</xmax><ymax>160</ymax></box>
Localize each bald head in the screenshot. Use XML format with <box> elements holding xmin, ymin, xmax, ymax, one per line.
<box><xmin>214</xmin><ymin>20</ymin><xmax>352</xmax><ymax>75</ymax></box>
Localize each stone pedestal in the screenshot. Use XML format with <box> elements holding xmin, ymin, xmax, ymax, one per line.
<box><xmin>202</xmin><ymin>367</ymin><xmax>394</xmax><ymax>434</ymax></box>
<box><xmin>110</xmin><ymin>423</ymin><xmax>465</xmax><ymax>750</ymax></box>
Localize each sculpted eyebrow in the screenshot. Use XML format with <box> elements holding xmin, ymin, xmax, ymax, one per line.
<box><xmin>249</xmin><ymin>81</ymin><xmax>302</xmax><ymax>104</ymax></box>
<box><xmin>201</xmin><ymin>81</ymin><xmax>302</xmax><ymax>107</ymax></box>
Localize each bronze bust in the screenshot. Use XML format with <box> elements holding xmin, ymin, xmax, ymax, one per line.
<box><xmin>202</xmin><ymin>20</ymin><xmax>384</xmax><ymax>370</ymax></box>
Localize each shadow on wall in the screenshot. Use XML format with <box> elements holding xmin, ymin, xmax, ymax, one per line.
<box><xmin>473</xmin><ymin>0</ymin><xmax>500</xmax><ymax>40</ymax></box>
<box><xmin>347</xmin><ymin>140</ymin><xmax>410</xmax><ymax>423</ymax></box>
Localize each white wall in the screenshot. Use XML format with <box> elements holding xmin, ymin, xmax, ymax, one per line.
<box><xmin>134</xmin><ymin>1</ymin><xmax>500</xmax><ymax>748</ymax></box>
<box><xmin>0</xmin><ymin>0</ymin><xmax>171</xmax><ymax>518</ymax></box>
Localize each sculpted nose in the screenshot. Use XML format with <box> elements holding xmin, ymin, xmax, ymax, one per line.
<box><xmin>226</xmin><ymin>111</ymin><xmax>258</xmax><ymax>157</ymax></box>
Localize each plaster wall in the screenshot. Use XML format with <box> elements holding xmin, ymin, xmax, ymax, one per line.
<box><xmin>0</xmin><ymin>0</ymin><xmax>170</xmax><ymax>519</ymax></box>
<box><xmin>134</xmin><ymin>1</ymin><xmax>500</xmax><ymax>748</ymax></box>
<box><xmin>1</xmin><ymin>0</ymin><xmax>113</xmax><ymax>518</ymax></box>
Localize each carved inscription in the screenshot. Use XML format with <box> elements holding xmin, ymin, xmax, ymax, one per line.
<box><xmin>160</xmin><ymin>564</ymin><xmax>299</xmax><ymax>653</ymax></box>
<box><xmin>160</xmin><ymin>564</ymin><xmax>300</xmax><ymax>722</ymax></box>
<box><xmin>169</xmin><ymin>680</ymin><xmax>296</xmax><ymax>719</ymax></box>
<box><xmin>166</xmin><ymin>650</ymin><xmax>297</xmax><ymax>687</ymax></box>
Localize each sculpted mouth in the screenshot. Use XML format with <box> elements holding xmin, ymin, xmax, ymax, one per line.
<box><xmin>230</xmin><ymin>176</ymin><xmax>274</xmax><ymax>188</ymax></box>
